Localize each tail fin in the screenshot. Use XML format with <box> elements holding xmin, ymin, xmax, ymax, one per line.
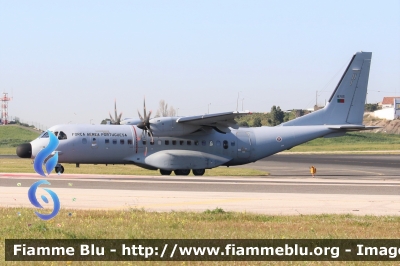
<box><xmin>282</xmin><ymin>51</ymin><xmax>372</xmax><ymax>126</ymax></box>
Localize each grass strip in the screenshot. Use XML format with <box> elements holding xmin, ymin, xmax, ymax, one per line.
<box><xmin>1</xmin><ymin>207</ymin><xmax>399</xmax><ymax>265</ymax></box>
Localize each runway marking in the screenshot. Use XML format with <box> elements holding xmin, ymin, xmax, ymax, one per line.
<box><xmin>314</xmin><ymin>167</ymin><xmax>385</xmax><ymax>176</ymax></box>
<box><xmin>3</xmin><ymin>187</ymin><xmax>400</xmax><ymax>215</ymax></box>
<box><xmin>104</xmin><ymin>195</ymin><xmax>400</xmax><ymax>212</ymax></box>
<box><xmin>348</xmin><ymin>169</ymin><xmax>385</xmax><ymax>176</ymax></box>
<box><xmin>2</xmin><ymin>177</ymin><xmax>400</xmax><ymax>189</ymax></box>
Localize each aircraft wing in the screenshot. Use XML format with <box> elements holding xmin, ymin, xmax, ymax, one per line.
<box><xmin>327</xmin><ymin>125</ymin><xmax>382</xmax><ymax>131</ymax></box>
<box><xmin>176</xmin><ymin>111</ymin><xmax>252</xmax><ymax>127</ymax></box>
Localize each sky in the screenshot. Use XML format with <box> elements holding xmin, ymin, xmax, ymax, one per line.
<box><xmin>1</xmin><ymin>0</ymin><xmax>399</xmax><ymax>129</ymax></box>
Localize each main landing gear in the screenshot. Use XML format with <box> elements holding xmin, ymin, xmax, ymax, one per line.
<box><xmin>160</xmin><ymin>169</ymin><xmax>172</xmax><ymax>175</ymax></box>
<box><xmin>159</xmin><ymin>169</ymin><xmax>206</xmax><ymax>176</ymax></box>
<box><xmin>174</xmin><ymin>169</ymin><xmax>191</xmax><ymax>176</ymax></box>
<box><xmin>192</xmin><ymin>169</ymin><xmax>205</xmax><ymax>176</ymax></box>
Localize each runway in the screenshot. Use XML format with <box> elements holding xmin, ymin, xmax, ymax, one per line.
<box><xmin>239</xmin><ymin>153</ymin><xmax>400</xmax><ymax>179</ymax></box>
<box><xmin>1</xmin><ymin>154</ymin><xmax>400</xmax><ymax>215</ymax></box>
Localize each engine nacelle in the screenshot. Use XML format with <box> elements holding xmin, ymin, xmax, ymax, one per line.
<box><xmin>120</xmin><ymin>118</ymin><xmax>142</xmax><ymax>125</ymax></box>
<box><xmin>149</xmin><ymin>117</ymin><xmax>201</xmax><ymax>137</ymax></box>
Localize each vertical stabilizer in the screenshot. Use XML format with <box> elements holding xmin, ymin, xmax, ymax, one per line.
<box><xmin>282</xmin><ymin>52</ymin><xmax>372</xmax><ymax>126</ymax></box>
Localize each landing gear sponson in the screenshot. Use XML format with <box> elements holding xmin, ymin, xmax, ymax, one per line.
<box><xmin>159</xmin><ymin>169</ymin><xmax>205</xmax><ymax>176</ymax></box>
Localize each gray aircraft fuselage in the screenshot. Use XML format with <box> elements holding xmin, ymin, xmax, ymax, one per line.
<box><xmin>30</xmin><ymin>123</ymin><xmax>332</xmax><ymax>171</ymax></box>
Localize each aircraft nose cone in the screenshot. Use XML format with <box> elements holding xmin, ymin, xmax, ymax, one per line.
<box><xmin>16</xmin><ymin>143</ymin><xmax>32</xmax><ymax>158</ymax></box>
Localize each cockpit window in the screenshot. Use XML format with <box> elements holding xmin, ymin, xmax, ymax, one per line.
<box><xmin>40</xmin><ymin>132</ymin><xmax>49</xmax><ymax>138</ymax></box>
<box><xmin>58</xmin><ymin>131</ymin><xmax>67</xmax><ymax>140</ymax></box>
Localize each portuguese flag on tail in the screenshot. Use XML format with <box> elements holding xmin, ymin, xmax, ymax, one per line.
<box><xmin>337</xmin><ymin>99</ymin><xmax>345</xmax><ymax>103</ymax></box>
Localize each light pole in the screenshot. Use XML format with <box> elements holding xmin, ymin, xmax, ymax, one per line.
<box><xmin>208</xmin><ymin>103</ymin><xmax>211</xmax><ymax>114</ymax></box>
<box><xmin>236</xmin><ymin>91</ymin><xmax>242</xmax><ymax>112</ymax></box>
<box><xmin>316</xmin><ymin>91</ymin><xmax>320</xmax><ymax>107</ymax></box>
<box><xmin>241</xmin><ymin>98</ymin><xmax>244</xmax><ymax>111</ymax></box>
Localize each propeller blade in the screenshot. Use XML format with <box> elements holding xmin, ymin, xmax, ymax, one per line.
<box><xmin>148</xmin><ymin>126</ymin><xmax>154</xmax><ymax>142</ymax></box>
<box><xmin>145</xmin><ymin>113</ymin><xmax>151</xmax><ymax>126</ymax></box>
<box><xmin>117</xmin><ymin>113</ymin><xmax>123</xmax><ymax>124</ymax></box>
<box><xmin>109</xmin><ymin>112</ymin><xmax>115</xmax><ymax>123</ymax></box>
<box><xmin>137</xmin><ymin>110</ymin><xmax>144</xmax><ymax>121</ymax></box>
<box><xmin>114</xmin><ymin>99</ymin><xmax>118</xmax><ymax>122</ymax></box>
<box><xmin>143</xmin><ymin>98</ymin><xmax>147</xmax><ymax>120</ymax></box>
<box><xmin>137</xmin><ymin>97</ymin><xmax>153</xmax><ymax>132</ymax></box>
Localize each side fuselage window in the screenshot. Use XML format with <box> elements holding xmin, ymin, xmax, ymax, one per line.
<box><xmin>223</xmin><ymin>140</ymin><xmax>229</xmax><ymax>149</ymax></box>
<box><xmin>120</xmin><ymin>139</ymin><xmax>125</xmax><ymax>145</ymax></box>
<box><xmin>105</xmin><ymin>139</ymin><xmax>110</xmax><ymax>144</ymax></box>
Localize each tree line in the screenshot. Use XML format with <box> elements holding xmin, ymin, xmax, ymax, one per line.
<box><xmin>235</xmin><ymin>106</ymin><xmax>305</xmax><ymax>127</ymax></box>
<box><xmin>102</xmin><ymin>101</ymin><xmax>381</xmax><ymax>126</ymax></box>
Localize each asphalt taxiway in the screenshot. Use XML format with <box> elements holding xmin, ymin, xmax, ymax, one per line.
<box><xmin>240</xmin><ymin>153</ymin><xmax>400</xmax><ymax>178</ymax></box>
<box><xmin>1</xmin><ymin>154</ymin><xmax>399</xmax><ymax>215</ymax></box>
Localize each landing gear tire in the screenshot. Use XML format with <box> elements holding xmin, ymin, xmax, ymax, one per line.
<box><xmin>55</xmin><ymin>164</ymin><xmax>64</xmax><ymax>174</ymax></box>
<box><xmin>192</xmin><ymin>169</ymin><xmax>205</xmax><ymax>176</ymax></box>
<box><xmin>160</xmin><ymin>169</ymin><xmax>172</xmax><ymax>175</ymax></box>
<box><xmin>174</xmin><ymin>169</ymin><xmax>190</xmax><ymax>176</ymax></box>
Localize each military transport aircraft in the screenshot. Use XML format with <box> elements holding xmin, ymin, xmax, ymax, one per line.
<box><xmin>17</xmin><ymin>52</ymin><xmax>375</xmax><ymax>176</ymax></box>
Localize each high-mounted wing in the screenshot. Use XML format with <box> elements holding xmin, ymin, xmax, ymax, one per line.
<box><xmin>176</xmin><ymin>111</ymin><xmax>252</xmax><ymax>128</ymax></box>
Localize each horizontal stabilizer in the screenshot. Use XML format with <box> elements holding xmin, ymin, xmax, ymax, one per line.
<box><xmin>327</xmin><ymin>125</ymin><xmax>382</xmax><ymax>131</ymax></box>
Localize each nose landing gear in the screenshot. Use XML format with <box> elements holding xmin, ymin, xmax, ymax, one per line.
<box><xmin>55</xmin><ymin>164</ymin><xmax>64</xmax><ymax>174</ymax></box>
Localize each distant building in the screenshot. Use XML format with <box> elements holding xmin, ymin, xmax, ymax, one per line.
<box><xmin>381</xmin><ymin>97</ymin><xmax>400</xmax><ymax>109</ymax></box>
<box><xmin>373</xmin><ymin>96</ymin><xmax>400</xmax><ymax>120</ymax></box>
